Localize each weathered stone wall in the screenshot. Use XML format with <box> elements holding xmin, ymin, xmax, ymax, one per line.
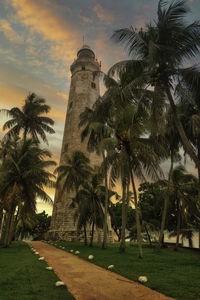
<box><xmin>48</xmin><ymin>46</ymin><xmax>114</xmax><ymax>243</ymax></box>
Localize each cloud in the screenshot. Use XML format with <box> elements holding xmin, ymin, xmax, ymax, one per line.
<box><xmin>0</xmin><ymin>19</ymin><xmax>24</xmax><ymax>43</ymax></box>
<box><xmin>8</xmin><ymin>0</ymin><xmax>79</xmax><ymax>63</ymax></box>
<box><xmin>93</xmin><ymin>3</ymin><xmax>115</xmax><ymax>25</ymax></box>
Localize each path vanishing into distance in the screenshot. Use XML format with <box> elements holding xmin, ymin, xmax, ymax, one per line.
<box><xmin>29</xmin><ymin>241</ymin><xmax>174</xmax><ymax>300</ymax></box>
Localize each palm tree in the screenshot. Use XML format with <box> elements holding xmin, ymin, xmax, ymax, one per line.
<box><xmin>72</xmin><ymin>173</ymin><xmax>106</xmax><ymax>247</ymax></box>
<box><xmin>111</xmin><ymin>0</ymin><xmax>200</xmax><ymax>170</ymax></box>
<box><xmin>157</xmin><ymin>108</ymin><xmax>181</xmax><ymax>246</ymax></box>
<box><xmin>169</xmin><ymin>165</ymin><xmax>199</xmax><ymax>251</ymax></box>
<box><xmin>79</xmin><ymin>100</ymin><xmax>112</xmax><ymax>249</ymax></box>
<box><xmin>0</xmin><ymin>138</ymin><xmax>56</xmax><ymax>247</ymax></box>
<box><xmin>54</xmin><ymin>150</ymin><xmax>93</xmax><ymax>194</ymax></box>
<box><xmin>1</xmin><ymin>93</ymin><xmax>55</xmax><ymax>144</ymax></box>
<box><xmin>103</xmin><ymin>101</ymin><xmax>164</xmax><ymax>257</ymax></box>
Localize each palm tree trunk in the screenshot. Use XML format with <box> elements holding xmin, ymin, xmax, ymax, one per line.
<box><xmin>12</xmin><ymin>206</ymin><xmax>20</xmax><ymax>241</ymax></box>
<box><xmin>83</xmin><ymin>224</ymin><xmax>88</xmax><ymax>246</ymax></box>
<box><xmin>174</xmin><ymin>200</ymin><xmax>181</xmax><ymax>251</ymax></box>
<box><xmin>165</xmin><ymin>86</ymin><xmax>200</xmax><ymax>170</ymax></box>
<box><xmin>129</xmin><ymin>168</ymin><xmax>143</xmax><ymax>258</ymax></box>
<box><xmin>4</xmin><ymin>206</ymin><xmax>15</xmax><ymax>247</ymax></box>
<box><xmin>89</xmin><ymin>221</ymin><xmax>95</xmax><ymax>247</ymax></box>
<box><xmin>0</xmin><ymin>210</ymin><xmax>5</xmax><ymax>241</ymax></box>
<box><xmin>199</xmin><ymin>231</ymin><xmax>200</xmax><ymax>249</ymax></box>
<box><xmin>159</xmin><ymin>151</ymin><xmax>174</xmax><ymax>247</ymax></box>
<box><xmin>119</xmin><ymin>182</ymin><xmax>127</xmax><ymax>253</ymax></box>
<box><xmin>144</xmin><ymin>224</ymin><xmax>152</xmax><ymax>247</ymax></box>
<box><xmin>102</xmin><ymin>151</ymin><xmax>108</xmax><ymax>249</ymax></box>
<box><xmin>23</xmin><ymin>127</ymin><xmax>28</xmax><ymax>140</ymax></box>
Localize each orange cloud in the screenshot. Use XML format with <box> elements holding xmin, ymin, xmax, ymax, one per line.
<box><xmin>0</xmin><ymin>19</ymin><xmax>24</xmax><ymax>43</ymax></box>
<box><xmin>8</xmin><ymin>0</ymin><xmax>79</xmax><ymax>63</ymax></box>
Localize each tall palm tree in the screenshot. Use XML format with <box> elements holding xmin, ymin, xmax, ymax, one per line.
<box><xmin>1</xmin><ymin>93</ymin><xmax>55</xmax><ymax>144</ymax></box>
<box><xmin>0</xmin><ymin>138</ymin><xmax>56</xmax><ymax>247</ymax></box>
<box><xmin>111</xmin><ymin>0</ymin><xmax>200</xmax><ymax>170</ymax></box>
<box><xmin>79</xmin><ymin>99</ymin><xmax>112</xmax><ymax>249</ymax></box>
<box><xmin>102</xmin><ymin>102</ymin><xmax>164</xmax><ymax>257</ymax></box>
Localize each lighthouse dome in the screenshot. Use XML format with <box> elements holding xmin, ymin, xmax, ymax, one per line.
<box><xmin>77</xmin><ymin>44</ymin><xmax>95</xmax><ymax>60</ymax></box>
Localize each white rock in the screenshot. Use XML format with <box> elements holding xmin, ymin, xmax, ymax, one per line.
<box><xmin>108</xmin><ymin>265</ymin><xmax>114</xmax><ymax>269</ymax></box>
<box><xmin>75</xmin><ymin>251</ymin><xmax>80</xmax><ymax>254</ymax></box>
<box><xmin>35</xmin><ymin>252</ymin><xmax>39</xmax><ymax>255</ymax></box>
<box><xmin>88</xmin><ymin>255</ymin><xmax>94</xmax><ymax>260</ymax></box>
<box><xmin>138</xmin><ymin>276</ymin><xmax>148</xmax><ymax>283</ymax></box>
<box><xmin>38</xmin><ymin>257</ymin><xmax>45</xmax><ymax>260</ymax></box>
<box><xmin>70</xmin><ymin>249</ymin><xmax>74</xmax><ymax>253</ymax></box>
<box><xmin>46</xmin><ymin>267</ymin><xmax>53</xmax><ymax>270</ymax></box>
<box><xmin>55</xmin><ymin>281</ymin><xmax>65</xmax><ymax>287</ymax></box>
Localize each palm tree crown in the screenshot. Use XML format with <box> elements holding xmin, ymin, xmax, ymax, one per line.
<box><xmin>1</xmin><ymin>93</ymin><xmax>55</xmax><ymax>144</ymax></box>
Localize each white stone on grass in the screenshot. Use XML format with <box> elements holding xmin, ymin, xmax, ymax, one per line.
<box><xmin>46</xmin><ymin>267</ymin><xmax>53</xmax><ymax>270</ymax></box>
<box><xmin>88</xmin><ymin>255</ymin><xmax>94</xmax><ymax>260</ymax></box>
<box><xmin>55</xmin><ymin>281</ymin><xmax>65</xmax><ymax>287</ymax></box>
<box><xmin>138</xmin><ymin>276</ymin><xmax>148</xmax><ymax>283</ymax></box>
<box><xmin>108</xmin><ymin>265</ymin><xmax>114</xmax><ymax>269</ymax></box>
<box><xmin>38</xmin><ymin>257</ymin><xmax>45</xmax><ymax>260</ymax></box>
<box><xmin>70</xmin><ymin>249</ymin><xmax>74</xmax><ymax>253</ymax></box>
<box><xmin>35</xmin><ymin>252</ymin><xmax>39</xmax><ymax>255</ymax></box>
<box><xmin>75</xmin><ymin>251</ymin><xmax>80</xmax><ymax>254</ymax></box>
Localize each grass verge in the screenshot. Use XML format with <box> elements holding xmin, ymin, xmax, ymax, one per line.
<box><xmin>46</xmin><ymin>241</ymin><xmax>200</xmax><ymax>300</ymax></box>
<box><xmin>0</xmin><ymin>241</ymin><xmax>75</xmax><ymax>300</ymax></box>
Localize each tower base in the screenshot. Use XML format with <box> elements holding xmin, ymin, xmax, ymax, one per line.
<box><xmin>46</xmin><ymin>229</ymin><xmax>114</xmax><ymax>243</ymax></box>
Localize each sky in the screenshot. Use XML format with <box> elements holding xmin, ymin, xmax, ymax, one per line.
<box><xmin>0</xmin><ymin>0</ymin><xmax>199</xmax><ymax>215</ymax></box>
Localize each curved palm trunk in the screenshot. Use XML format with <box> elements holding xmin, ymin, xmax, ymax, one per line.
<box><xmin>119</xmin><ymin>181</ymin><xmax>127</xmax><ymax>253</ymax></box>
<box><xmin>166</xmin><ymin>86</ymin><xmax>200</xmax><ymax>170</ymax></box>
<box><xmin>102</xmin><ymin>151</ymin><xmax>108</xmax><ymax>249</ymax></box>
<box><xmin>159</xmin><ymin>151</ymin><xmax>174</xmax><ymax>247</ymax></box>
<box><xmin>129</xmin><ymin>168</ymin><xmax>143</xmax><ymax>258</ymax></box>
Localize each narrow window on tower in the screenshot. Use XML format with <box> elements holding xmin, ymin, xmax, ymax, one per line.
<box><xmin>91</xmin><ymin>82</ymin><xmax>96</xmax><ymax>89</ymax></box>
<box><xmin>69</xmin><ymin>102</ymin><xmax>73</xmax><ymax>109</ymax></box>
<box><xmin>82</xmin><ymin>65</ymin><xmax>85</xmax><ymax>70</ymax></box>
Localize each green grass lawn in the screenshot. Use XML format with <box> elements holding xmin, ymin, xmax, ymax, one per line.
<box><xmin>0</xmin><ymin>242</ymin><xmax>75</xmax><ymax>300</ymax></box>
<box><xmin>46</xmin><ymin>241</ymin><xmax>200</xmax><ymax>300</ymax></box>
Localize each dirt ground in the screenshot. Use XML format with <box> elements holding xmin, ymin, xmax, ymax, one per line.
<box><xmin>29</xmin><ymin>241</ymin><xmax>174</xmax><ymax>300</ymax></box>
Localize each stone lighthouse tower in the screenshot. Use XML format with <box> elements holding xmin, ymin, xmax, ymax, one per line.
<box><xmin>48</xmin><ymin>45</ymin><xmax>114</xmax><ymax>242</ymax></box>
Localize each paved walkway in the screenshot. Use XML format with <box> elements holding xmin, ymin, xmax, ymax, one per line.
<box><xmin>29</xmin><ymin>241</ymin><xmax>174</xmax><ymax>300</ymax></box>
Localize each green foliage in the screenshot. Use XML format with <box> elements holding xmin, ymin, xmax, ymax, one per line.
<box><xmin>30</xmin><ymin>211</ymin><xmax>51</xmax><ymax>240</ymax></box>
<box><xmin>51</xmin><ymin>241</ymin><xmax>200</xmax><ymax>300</ymax></box>
<box><xmin>0</xmin><ymin>242</ymin><xmax>74</xmax><ymax>299</ymax></box>
<box><xmin>0</xmin><ymin>138</ymin><xmax>56</xmax><ymax>246</ymax></box>
<box><xmin>0</xmin><ymin>93</ymin><xmax>55</xmax><ymax>144</ymax></box>
<box><xmin>110</xmin><ymin>202</ymin><xmax>135</xmax><ymax>241</ymax></box>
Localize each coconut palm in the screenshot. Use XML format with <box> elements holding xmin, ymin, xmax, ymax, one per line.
<box><xmin>169</xmin><ymin>165</ymin><xmax>199</xmax><ymax>250</ymax></box>
<box><xmin>54</xmin><ymin>151</ymin><xmax>93</xmax><ymax>194</ymax></box>
<box><xmin>102</xmin><ymin>101</ymin><xmax>164</xmax><ymax>257</ymax></box>
<box><xmin>1</xmin><ymin>93</ymin><xmax>55</xmax><ymax>144</ymax></box>
<box><xmin>111</xmin><ymin>0</ymin><xmax>200</xmax><ymax>170</ymax></box>
<box><xmin>71</xmin><ymin>173</ymin><xmax>106</xmax><ymax>247</ymax></box>
<box><xmin>0</xmin><ymin>138</ymin><xmax>56</xmax><ymax>247</ymax></box>
<box><xmin>79</xmin><ymin>99</ymin><xmax>112</xmax><ymax>249</ymax></box>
